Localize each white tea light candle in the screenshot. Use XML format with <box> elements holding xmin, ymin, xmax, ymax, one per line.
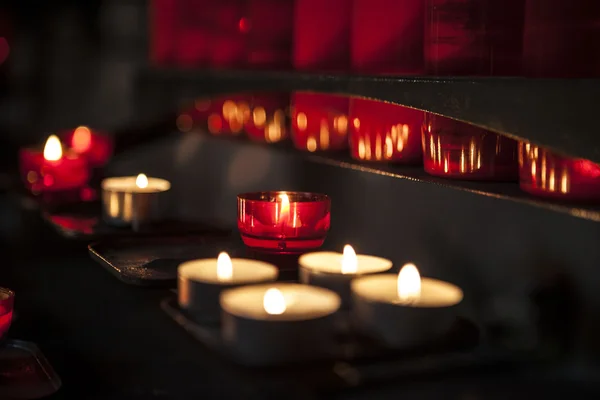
<box><xmin>178</xmin><ymin>252</ymin><xmax>278</xmax><ymax>323</ymax></box>
<box><xmin>101</xmin><ymin>173</ymin><xmax>171</xmax><ymax>229</ymax></box>
<box><xmin>299</xmin><ymin>245</ymin><xmax>392</xmax><ymax>307</ymax></box>
<box><xmin>220</xmin><ymin>283</ymin><xmax>341</xmax><ymax>366</ymax></box>
<box><xmin>352</xmin><ymin>263</ymin><xmax>463</xmax><ymax>348</ymax></box>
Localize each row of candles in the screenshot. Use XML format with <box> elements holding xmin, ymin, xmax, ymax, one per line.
<box><xmin>166</xmin><ymin>0</ymin><xmax>600</xmax><ymax>203</ymax></box>
<box><xmin>178</xmin><ymin>249</ymin><xmax>463</xmax><ymax>364</ymax></box>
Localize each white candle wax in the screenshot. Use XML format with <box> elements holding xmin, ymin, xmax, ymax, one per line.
<box><xmin>220</xmin><ymin>283</ymin><xmax>341</xmax><ymax>365</ymax></box>
<box><xmin>298</xmin><ymin>246</ymin><xmax>392</xmax><ymax>308</ymax></box>
<box><xmin>178</xmin><ymin>255</ymin><xmax>278</xmax><ymax>323</ymax></box>
<box><xmin>352</xmin><ymin>270</ymin><xmax>463</xmax><ymax>349</ymax></box>
<box><xmin>101</xmin><ymin>174</ymin><xmax>171</xmax><ymax>228</ymax></box>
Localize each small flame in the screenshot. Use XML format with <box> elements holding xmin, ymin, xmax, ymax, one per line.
<box><xmin>397</xmin><ymin>263</ymin><xmax>421</xmax><ymax>303</ymax></box>
<box><xmin>136</xmin><ymin>173</ymin><xmax>149</xmax><ymax>189</ymax></box>
<box><xmin>263</xmin><ymin>288</ymin><xmax>286</xmax><ymax>315</ymax></box>
<box><xmin>341</xmin><ymin>244</ymin><xmax>358</xmax><ymax>274</ymax></box>
<box><xmin>278</xmin><ymin>193</ymin><xmax>290</xmax><ymax>224</ymax></box>
<box><xmin>43</xmin><ymin>135</ymin><xmax>63</xmax><ymax>161</ymax></box>
<box><xmin>216</xmin><ymin>252</ymin><xmax>233</xmax><ymax>281</ymax></box>
<box><xmin>72</xmin><ymin>126</ymin><xmax>92</xmax><ymax>153</ymax></box>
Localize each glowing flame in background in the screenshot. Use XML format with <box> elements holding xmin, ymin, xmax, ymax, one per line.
<box><xmin>217</xmin><ymin>252</ymin><xmax>233</xmax><ymax>281</ymax></box>
<box><xmin>341</xmin><ymin>244</ymin><xmax>358</xmax><ymax>274</ymax></box>
<box><xmin>397</xmin><ymin>263</ymin><xmax>421</xmax><ymax>304</ymax></box>
<box><xmin>43</xmin><ymin>135</ymin><xmax>63</xmax><ymax>161</ymax></box>
<box><xmin>263</xmin><ymin>288</ymin><xmax>286</xmax><ymax>315</ymax></box>
<box><xmin>135</xmin><ymin>173</ymin><xmax>149</xmax><ymax>189</ymax></box>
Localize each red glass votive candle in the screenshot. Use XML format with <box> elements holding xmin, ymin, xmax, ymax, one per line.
<box><xmin>19</xmin><ymin>135</ymin><xmax>90</xmax><ymax>193</ymax></box>
<box><xmin>237</xmin><ymin>191</ymin><xmax>331</xmax><ymax>254</ymax></box>
<box><xmin>242</xmin><ymin>94</ymin><xmax>289</xmax><ymax>143</ymax></box>
<box><xmin>422</xmin><ymin>115</ymin><xmax>518</xmax><ymax>180</ymax></box>
<box><xmin>61</xmin><ymin>126</ymin><xmax>113</xmax><ymax>167</ymax></box>
<box><xmin>291</xmin><ymin>0</ymin><xmax>352</xmax><ymax>152</ymax></box>
<box><xmin>349</xmin><ymin>100</ymin><xmax>423</xmax><ymax>163</ymax></box>
<box><xmin>0</xmin><ymin>287</ymin><xmax>14</xmax><ymax>342</ymax></box>
<box><xmin>291</xmin><ymin>93</ymin><xmax>348</xmax><ymax>152</ymax></box>
<box><xmin>519</xmin><ymin>143</ymin><xmax>600</xmax><ymax>202</ymax></box>
<box><xmin>194</xmin><ymin>95</ymin><xmax>250</xmax><ymax>136</ymax></box>
<box><xmin>350</xmin><ymin>0</ymin><xmax>425</xmax><ymax>163</ymax></box>
<box><xmin>423</xmin><ymin>0</ymin><xmax>524</xmax><ymax>180</ymax></box>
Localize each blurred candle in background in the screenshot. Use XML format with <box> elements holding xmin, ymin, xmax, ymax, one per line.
<box><xmin>422</xmin><ymin>0</ymin><xmax>525</xmax><ymax>180</ymax></box>
<box><xmin>291</xmin><ymin>0</ymin><xmax>352</xmax><ymax>152</ymax></box>
<box><xmin>518</xmin><ymin>0</ymin><xmax>600</xmax><ymax>200</ymax></box>
<box><xmin>61</xmin><ymin>126</ymin><xmax>113</xmax><ymax>167</ymax></box>
<box><xmin>349</xmin><ymin>0</ymin><xmax>424</xmax><ymax>163</ymax></box>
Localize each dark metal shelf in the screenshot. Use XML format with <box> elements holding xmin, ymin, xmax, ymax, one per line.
<box><xmin>138</xmin><ymin>68</ymin><xmax>600</xmax><ymax>163</ymax></box>
<box><xmin>197</xmin><ymin>134</ymin><xmax>600</xmax><ymax>223</ymax></box>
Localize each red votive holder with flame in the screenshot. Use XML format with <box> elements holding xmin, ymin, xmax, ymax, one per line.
<box><xmin>237</xmin><ymin>191</ymin><xmax>330</xmax><ymax>254</ymax></box>
<box><xmin>0</xmin><ymin>287</ymin><xmax>14</xmax><ymax>342</ymax></box>
<box><xmin>422</xmin><ymin>115</ymin><xmax>519</xmax><ymax>180</ymax></box>
<box><xmin>519</xmin><ymin>143</ymin><xmax>600</xmax><ymax>202</ymax></box>
<box><xmin>19</xmin><ymin>135</ymin><xmax>90</xmax><ymax>193</ymax></box>
<box><xmin>61</xmin><ymin>126</ymin><xmax>112</xmax><ymax>167</ymax></box>
<box><xmin>350</xmin><ymin>0</ymin><xmax>425</xmax><ymax>163</ymax></box>
<box><xmin>291</xmin><ymin>0</ymin><xmax>352</xmax><ymax>152</ymax></box>
<box><xmin>423</xmin><ymin>0</ymin><xmax>524</xmax><ymax>180</ymax></box>
<box><xmin>349</xmin><ymin>100</ymin><xmax>423</xmax><ymax>163</ymax></box>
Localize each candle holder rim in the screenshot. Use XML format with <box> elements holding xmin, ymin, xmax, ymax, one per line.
<box><xmin>0</xmin><ymin>287</ymin><xmax>15</xmax><ymax>300</ymax></box>
<box><xmin>237</xmin><ymin>191</ymin><xmax>330</xmax><ymax>203</ymax></box>
<box><xmin>351</xmin><ymin>274</ymin><xmax>464</xmax><ymax>307</ymax></box>
<box><xmin>298</xmin><ymin>251</ymin><xmax>393</xmax><ymax>273</ymax></box>
<box><xmin>101</xmin><ymin>176</ymin><xmax>171</xmax><ymax>192</ymax></box>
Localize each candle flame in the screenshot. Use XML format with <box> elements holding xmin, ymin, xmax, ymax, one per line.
<box><xmin>278</xmin><ymin>193</ymin><xmax>290</xmax><ymax>224</ymax></box>
<box><xmin>341</xmin><ymin>244</ymin><xmax>358</xmax><ymax>274</ymax></box>
<box><xmin>72</xmin><ymin>126</ymin><xmax>92</xmax><ymax>153</ymax></box>
<box><xmin>136</xmin><ymin>173</ymin><xmax>148</xmax><ymax>189</ymax></box>
<box><xmin>397</xmin><ymin>263</ymin><xmax>421</xmax><ymax>304</ymax></box>
<box><xmin>43</xmin><ymin>135</ymin><xmax>63</xmax><ymax>161</ymax></box>
<box><xmin>216</xmin><ymin>252</ymin><xmax>233</xmax><ymax>281</ymax></box>
<box><xmin>263</xmin><ymin>288</ymin><xmax>286</xmax><ymax>315</ymax></box>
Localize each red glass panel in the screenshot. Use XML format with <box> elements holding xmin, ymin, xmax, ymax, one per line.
<box><xmin>350</xmin><ymin>0</ymin><xmax>425</xmax><ymax>163</ymax></box>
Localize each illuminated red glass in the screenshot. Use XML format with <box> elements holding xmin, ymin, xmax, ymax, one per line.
<box><xmin>423</xmin><ymin>0</ymin><xmax>524</xmax><ymax>180</ymax></box>
<box><xmin>60</xmin><ymin>126</ymin><xmax>113</xmax><ymax>167</ymax></box>
<box><xmin>291</xmin><ymin>93</ymin><xmax>348</xmax><ymax>152</ymax></box>
<box><xmin>246</xmin><ymin>0</ymin><xmax>293</xmax><ymax>69</ymax></box>
<box><xmin>210</xmin><ymin>0</ymin><xmax>249</xmax><ymax>67</ymax></box>
<box><xmin>349</xmin><ymin>99</ymin><xmax>423</xmax><ymax>163</ymax></box>
<box><xmin>0</xmin><ymin>288</ymin><xmax>14</xmax><ymax>342</ymax></box>
<box><xmin>350</xmin><ymin>0</ymin><xmax>425</xmax><ymax>163</ymax></box>
<box><xmin>237</xmin><ymin>191</ymin><xmax>330</xmax><ymax>254</ymax></box>
<box><xmin>19</xmin><ymin>147</ymin><xmax>90</xmax><ymax>193</ymax></box>
<box><xmin>242</xmin><ymin>94</ymin><xmax>289</xmax><ymax>143</ymax></box>
<box><xmin>422</xmin><ymin>115</ymin><xmax>518</xmax><ymax>180</ymax></box>
<box><xmin>291</xmin><ymin>0</ymin><xmax>351</xmax><ymax>152</ymax></box>
<box><xmin>519</xmin><ymin>143</ymin><xmax>600</xmax><ymax>202</ymax></box>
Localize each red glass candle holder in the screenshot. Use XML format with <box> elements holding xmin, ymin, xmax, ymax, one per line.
<box><xmin>210</xmin><ymin>0</ymin><xmax>249</xmax><ymax>68</ymax></box>
<box><xmin>19</xmin><ymin>136</ymin><xmax>90</xmax><ymax>193</ymax></box>
<box><xmin>291</xmin><ymin>93</ymin><xmax>348</xmax><ymax>152</ymax></box>
<box><xmin>0</xmin><ymin>287</ymin><xmax>14</xmax><ymax>342</ymax></box>
<box><xmin>237</xmin><ymin>191</ymin><xmax>330</xmax><ymax>254</ymax></box>
<box><xmin>422</xmin><ymin>115</ymin><xmax>518</xmax><ymax>181</ymax></box>
<box><xmin>192</xmin><ymin>95</ymin><xmax>250</xmax><ymax>136</ymax></box>
<box><xmin>349</xmin><ymin>99</ymin><xmax>423</xmax><ymax>163</ymax></box>
<box><xmin>60</xmin><ymin>126</ymin><xmax>113</xmax><ymax>168</ymax></box>
<box><xmin>242</xmin><ymin>94</ymin><xmax>289</xmax><ymax>143</ymax></box>
<box><xmin>519</xmin><ymin>143</ymin><xmax>600</xmax><ymax>202</ymax></box>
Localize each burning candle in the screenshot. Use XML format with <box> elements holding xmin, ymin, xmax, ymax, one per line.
<box><xmin>0</xmin><ymin>287</ymin><xmax>14</xmax><ymax>342</ymax></box>
<box><xmin>352</xmin><ymin>263</ymin><xmax>463</xmax><ymax>348</ymax></box>
<box><xmin>19</xmin><ymin>135</ymin><xmax>90</xmax><ymax>193</ymax></box>
<box><xmin>220</xmin><ymin>283</ymin><xmax>341</xmax><ymax>365</ymax></box>
<box><xmin>299</xmin><ymin>245</ymin><xmax>392</xmax><ymax>308</ymax></box>
<box><xmin>101</xmin><ymin>173</ymin><xmax>171</xmax><ymax>229</ymax></box>
<box><xmin>237</xmin><ymin>191</ymin><xmax>330</xmax><ymax>253</ymax></box>
<box><xmin>178</xmin><ymin>252</ymin><xmax>278</xmax><ymax>323</ymax></box>
<box><xmin>61</xmin><ymin>126</ymin><xmax>113</xmax><ymax>167</ymax></box>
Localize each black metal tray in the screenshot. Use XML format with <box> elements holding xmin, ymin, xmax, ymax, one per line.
<box><xmin>89</xmin><ymin>235</ymin><xmax>243</xmax><ymax>286</ymax></box>
<box><xmin>41</xmin><ymin>200</ymin><xmax>231</xmax><ymax>240</ymax></box>
<box><xmin>0</xmin><ymin>340</ymin><xmax>62</xmax><ymax>399</ymax></box>
<box><xmin>161</xmin><ymin>296</ymin><xmax>511</xmax><ymax>388</ymax></box>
